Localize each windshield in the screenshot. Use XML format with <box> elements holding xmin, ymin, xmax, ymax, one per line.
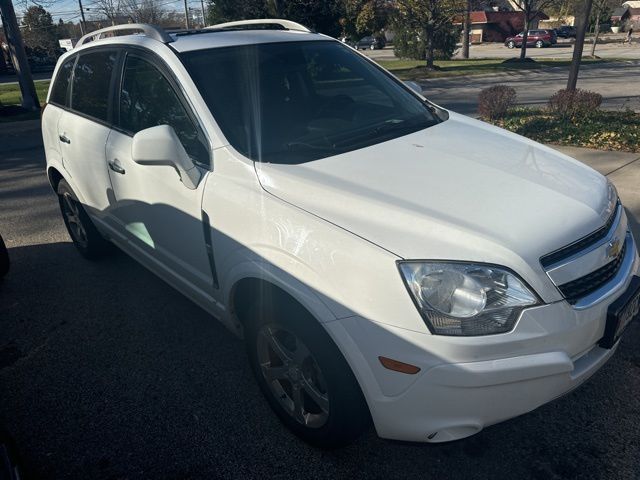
<box><xmin>180</xmin><ymin>40</ymin><xmax>442</xmax><ymax>164</ymax></box>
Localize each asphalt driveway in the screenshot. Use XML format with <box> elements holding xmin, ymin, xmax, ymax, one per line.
<box><xmin>1</xmin><ymin>122</ymin><xmax>639</xmax><ymax>480</ymax></box>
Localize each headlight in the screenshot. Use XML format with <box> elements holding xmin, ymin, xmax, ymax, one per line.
<box><xmin>398</xmin><ymin>262</ymin><xmax>540</xmax><ymax>336</ymax></box>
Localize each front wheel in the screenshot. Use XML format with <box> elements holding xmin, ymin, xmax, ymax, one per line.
<box><xmin>535</xmin><ymin>40</ymin><xmax>544</xmax><ymax>48</ymax></box>
<box><xmin>370</xmin><ymin>44</ymin><xmax>375</xmax><ymax>50</ymax></box>
<box><xmin>507</xmin><ymin>41</ymin><xmax>515</xmax><ymax>49</ymax></box>
<box><xmin>245</xmin><ymin>299</ymin><xmax>370</xmax><ymax>448</ymax></box>
<box><xmin>57</xmin><ymin>180</ymin><xmax>111</xmax><ymax>259</ymax></box>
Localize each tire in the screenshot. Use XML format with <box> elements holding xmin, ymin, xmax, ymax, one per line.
<box><xmin>370</xmin><ymin>44</ymin><xmax>375</xmax><ymax>50</ymax></box>
<box><xmin>535</xmin><ymin>40</ymin><xmax>544</xmax><ymax>48</ymax></box>
<box><xmin>244</xmin><ymin>295</ymin><xmax>370</xmax><ymax>448</ymax></box>
<box><xmin>57</xmin><ymin>179</ymin><xmax>111</xmax><ymax>260</ymax></box>
<box><xmin>507</xmin><ymin>41</ymin><xmax>515</xmax><ymax>49</ymax></box>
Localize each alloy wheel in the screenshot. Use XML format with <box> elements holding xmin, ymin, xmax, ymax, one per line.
<box><xmin>257</xmin><ymin>324</ymin><xmax>330</xmax><ymax>428</ymax></box>
<box><xmin>61</xmin><ymin>192</ymin><xmax>88</xmax><ymax>248</ymax></box>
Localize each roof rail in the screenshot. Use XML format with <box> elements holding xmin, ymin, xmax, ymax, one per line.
<box><xmin>206</xmin><ymin>19</ymin><xmax>311</xmax><ymax>33</ymax></box>
<box><xmin>76</xmin><ymin>23</ymin><xmax>173</xmax><ymax>48</ymax></box>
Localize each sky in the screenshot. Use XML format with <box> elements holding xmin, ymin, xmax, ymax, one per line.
<box><xmin>12</xmin><ymin>0</ymin><xmax>204</xmax><ymax>23</ymax></box>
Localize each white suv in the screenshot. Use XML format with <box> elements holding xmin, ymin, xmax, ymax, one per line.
<box><xmin>42</xmin><ymin>20</ymin><xmax>640</xmax><ymax>447</ymax></box>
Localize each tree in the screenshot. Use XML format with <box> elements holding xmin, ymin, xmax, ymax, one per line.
<box><xmin>589</xmin><ymin>0</ymin><xmax>618</xmax><ymax>57</ymax></box>
<box><xmin>90</xmin><ymin>0</ymin><xmax>123</xmax><ymax>26</ymax></box>
<box><xmin>20</xmin><ymin>5</ymin><xmax>58</xmax><ymax>54</ymax></box>
<box><xmin>567</xmin><ymin>0</ymin><xmax>592</xmax><ymax>90</ymax></box>
<box><xmin>344</xmin><ymin>0</ymin><xmax>390</xmax><ymax>39</ymax></box>
<box><xmin>207</xmin><ymin>0</ymin><xmax>268</xmax><ymax>25</ymax></box>
<box><xmin>395</xmin><ymin>0</ymin><xmax>465</xmax><ymax>69</ymax></box>
<box><xmin>123</xmin><ymin>0</ymin><xmax>165</xmax><ymax>23</ymax></box>
<box><xmin>510</xmin><ymin>0</ymin><xmax>561</xmax><ymax>61</ymax></box>
<box><xmin>461</xmin><ymin>0</ymin><xmax>471</xmax><ymax>58</ymax></box>
<box><xmin>279</xmin><ymin>0</ymin><xmax>345</xmax><ymax>38</ymax></box>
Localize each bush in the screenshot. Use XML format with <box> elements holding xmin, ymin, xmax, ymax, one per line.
<box><xmin>548</xmin><ymin>89</ymin><xmax>602</xmax><ymax>118</ymax></box>
<box><xmin>477</xmin><ymin>85</ymin><xmax>517</xmax><ymax>120</ymax></box>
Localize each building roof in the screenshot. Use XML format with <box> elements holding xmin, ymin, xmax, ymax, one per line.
<box><xmin>612</xmin><ymin>6</ymin><xmax>628</xmax><ymax>17</ymax></box>
<box><xmin>454</xmin><ymin>10</ymin><xmax>549</xmax><ymax>25</ymax></box>
<box><xmin>622</xmin><ymin>1</ymin><xmax>640</xmax><ymax>8</ymax></box>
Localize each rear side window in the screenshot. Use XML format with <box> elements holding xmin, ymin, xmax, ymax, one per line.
<box><xmin>71</xmin><ymin>50</ymin><xmax>118</xmax><ymax>122</ymax></box>
<box><xmin>50</xmin><ymin>57</ymin><xmax>74</xmax><ymax>106</ymax></box>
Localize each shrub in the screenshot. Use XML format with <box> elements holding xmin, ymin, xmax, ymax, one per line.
<box><xmin>547</xmin><ymin>89</ymin><xmax>602</xmax><ymax>118</ymax></box>
<box><xmin>477</xmin><ymin>85</ymin><xmax>517</xmax><ymax>120</ymax></box>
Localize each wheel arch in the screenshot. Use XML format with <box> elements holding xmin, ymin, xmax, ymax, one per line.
<box><xmin>47</xmin><ymin>166</ymin><xmax>64</xmax><ymax>192</ymax></box>
<box><xmin>229</xmin><ymin>276</ymin><xmax>334</xmax><ymax>332</ymax></box>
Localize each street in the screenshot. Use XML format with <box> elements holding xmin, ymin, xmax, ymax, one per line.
<box><xmin>419</xmin><ymin>60</ymin><xmax>640</xmax><ymax>115</ymax></box>
<box><xmin>363</xmin><ymin>38</ymin><xmax>640</xmax><ymax>61</ymax></box>
<box><xmin>1</xmin><ymin>116</ymin><xmax>640</xmax><ymax>479</ymax></box>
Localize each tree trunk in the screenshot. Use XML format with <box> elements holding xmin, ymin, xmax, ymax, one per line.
<box><xmin>462</xmin><ymin>0</ymin><xmax>471</xmax><ymax>59</ymax></box>
<box><xmin>567</xmin><ymin>0</ymin><xmax>593</xmax><ymax>91</ymax></box>
<box><xmin>425</xmin><ymin>28</ymin><xmax>435</xmax><ymax>69</ymax></box>
<box><xmin>590</xmin><ymin>8</ymin><xmax>601</xmax><ymax>57</ymax></box>
<box><xmin>519</xmin><ymin>13</ymin><xmax>530</xmax><ymax>61</ymax></box>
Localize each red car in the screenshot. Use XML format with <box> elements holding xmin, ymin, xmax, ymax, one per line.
<box><xmin>505</xmin><ymin>29</ymin><xmax>558</xmax><ymax>48</ymax></box>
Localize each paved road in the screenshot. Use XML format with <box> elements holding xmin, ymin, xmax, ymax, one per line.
<box><xmin>1</xmin><ymin>123</ymin><xmax>640</xmax><ymax>480</ymax></box>
<box><xmin>364</xmin><ymin>39</ymin><xmax>640</xmax><ymax>61</ymax></box>
<box><xmin>419</xmin><ymin>61</ymin><xmax>640</xmax><ymax>115</ymax></box>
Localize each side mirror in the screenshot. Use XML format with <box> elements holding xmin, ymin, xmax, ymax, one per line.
<box><xmin>404</xmin><ymin>81</ymin><xmax>423</xmax><ymax>95</ymax></box>
<box><xmin>131</xmin><ymin>125</ymin><xmax>201</xmax><ymax>190</ymax></box>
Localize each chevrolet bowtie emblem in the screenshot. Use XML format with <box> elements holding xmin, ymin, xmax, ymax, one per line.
<box><xmin>606</xmin><ymin>238</ymin><xmax>622</xmax><ymax>259</ymax></box>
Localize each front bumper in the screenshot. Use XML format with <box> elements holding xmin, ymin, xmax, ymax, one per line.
<box><xmin>325</xmin><ymin>244</ymin><xmax>639</xmax><ymax>443</ymax></box>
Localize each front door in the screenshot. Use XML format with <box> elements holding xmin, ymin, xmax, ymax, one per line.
<box><xmin>105</xmin><ymin>51</ymin><xmax>215</xmax><ymax>300</ymax></box>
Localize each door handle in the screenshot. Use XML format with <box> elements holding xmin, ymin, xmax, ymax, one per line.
<box><xmin>108</xmin><ymin>159</ymin><xmax>125</xmax><ymax>175</ymax></box>
<box><xmin>59</xmin><ymin>134</ymin><xmax>71</xmax><ymax>144</ymax></box>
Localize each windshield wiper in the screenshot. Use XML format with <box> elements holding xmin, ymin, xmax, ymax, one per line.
<box><xmin>285</xmin><ymin>141</ymin><xmax>336</xmax><ymax>153</ymax></box>
<box><xmin>331</xmin><ymin>118</ymin><xmax>430</xmax><ymax>149</ymax></box>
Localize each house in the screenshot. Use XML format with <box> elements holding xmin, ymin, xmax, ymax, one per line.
<box><xmin>612</xmin><ymin>2</ymin><xmax>640</xmax><ymax>29</ymax></box>
<box><xmin>454</xmin><ymin>10</ymin><xmax>549</xmax><ymax>43</ymax></box>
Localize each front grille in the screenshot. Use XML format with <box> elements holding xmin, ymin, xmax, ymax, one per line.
<box><xmin>540</xmin><ymin>202</ymin><xmax>619</xmax><ymax>268</ymax></box>
<box><xmin>558</xmin><ymin>241</ymin><xmax>627</xmax><ymax>303</ymax></box>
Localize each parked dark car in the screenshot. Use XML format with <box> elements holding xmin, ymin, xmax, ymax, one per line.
<box><xmin>505</xmin><ymin>29</ymin><xmax>558</xmax><ymax>48</ymax></box>
<box><xmin>555</xmin><ymin>25</ymin><xmax>577</xmax><ymax>38</ymax></box>
<box><xmin>354</xmin><ymin>36</ymin><xmax>385</xmax><ymax>50</ymax></box>
<box><xmin>0</xmin><ymin>234</ymin><xmax>8</xmax><ymax>279</ymax></box>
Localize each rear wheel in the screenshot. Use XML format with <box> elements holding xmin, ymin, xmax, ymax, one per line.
<box><xmin>57</xmin><ymin>180</ymin><xmax>111</xmax><ymax>259</ymax></box>
<box><xmin>244</xmin><ymin>295</ymin><xmax>370</xmax><ymax>448</ymax></box>
<box><xmin>535</xmin><ymin>40</ymin><xmax>544</xmax><ymax>48</ymax></box>
<box><xmin>370</xmin><ymin>44</ymin><xmax>375</xmax><ymax>50</ymax></box>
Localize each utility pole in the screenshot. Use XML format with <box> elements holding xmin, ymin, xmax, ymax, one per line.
<box><xmin>567</xmin><ymin>0</ymin><xmax>593</xmax><ymax>91</ymax></box>
<box><xmin>462</xmin><ymin>0</ymin><xmax>471</xmax><ymax>59</ymax></box>
<box><xmin>200</xmin><ymin>0</ymin><xmax>206</xmax><ymax>26</ymax></box>
<box><xmin>0</xmin><ymin>0</ymin><xmax>39</xmax><ymax>111</ymax></box>
<box><xmin>78</xmin><ymin>0</ymin><xmax>86</xmax><ymax>35</ymax></box>
<box><xmin>183</xmin><ymin>0</ymin><xmax>190</xmax><ymax>29</ymax></box>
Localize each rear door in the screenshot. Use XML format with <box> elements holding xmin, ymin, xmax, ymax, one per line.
<box><xmin>43</xmin><ymin>56</ymin><xmax>75</xmax><ymax>169</ymax></box>
<box><xmin>57</xmin><ymin>48</ymin><xmax>120</xmax><ymax>219</ymax></box>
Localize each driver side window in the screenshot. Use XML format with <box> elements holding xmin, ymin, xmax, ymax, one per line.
<box><xmin>118</xmin><ymin>54</ymin><xmax>209</xmax><ymax>165</ymax></box>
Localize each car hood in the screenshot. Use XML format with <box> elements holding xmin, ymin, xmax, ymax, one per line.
<box><xmin>255</xmin><ymin>113</ymin><xmax>609</xmax><ymax>272</ymax></box>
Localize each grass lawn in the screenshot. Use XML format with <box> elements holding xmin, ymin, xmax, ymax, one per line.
<box><xmin>377</xmin><ymin>57</ymin><xmax>620</xmax><ymax>80</ymax></box>
<box><xmin>491</xmin><ymin>108</ymin><xmax>640</xmax><ymax>153</ymax></box>
<box><xmin>0</xmin><ymin>79</ymin><xmax>50</xmax><ymax>107</ymax></box>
